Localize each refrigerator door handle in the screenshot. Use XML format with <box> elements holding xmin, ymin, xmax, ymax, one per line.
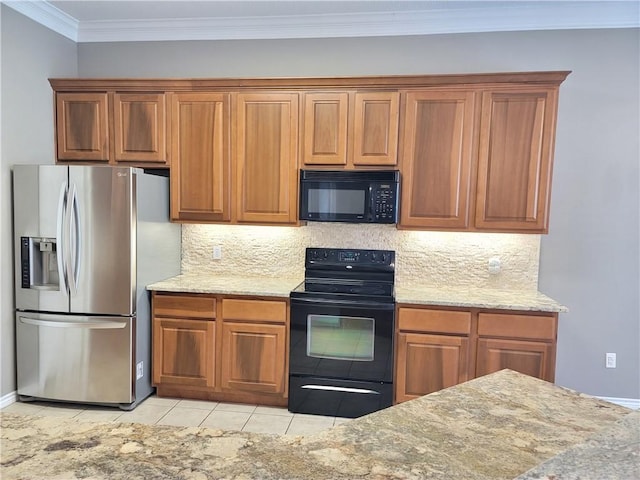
<box><xmin>68</xmin><ymin>182</ymin><xmax>81</xmax><ymax>295</ymax></box>
<box><xmin>18</xmin><ymin>316</ymin><xmax>127</xmax><ymax>329</ymax></box>
<box><xmin>56</xmin><ymin>182</ymin><xmax>69</xmax><ymax>294</ymax></box>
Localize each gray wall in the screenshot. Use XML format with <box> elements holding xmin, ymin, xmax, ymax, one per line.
<box><xmin>78</xmin><ymin>30</ymin><xmax>639</xmax><ymax>400</ymax></box>
<box><xmin>0</xmin><ymin>5</ymin><xmax>77</xmax><ymax>397</ymax></box>
<box><xmin>1</xmin><ymin>12</ymin><xmax>637</xmax><ymax>402</ymax></box>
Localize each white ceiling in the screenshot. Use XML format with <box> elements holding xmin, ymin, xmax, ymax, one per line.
<box><xmin>4</xmin><ymin>0</ymin><xmax>639</xmax><ymax>43</ymax></box>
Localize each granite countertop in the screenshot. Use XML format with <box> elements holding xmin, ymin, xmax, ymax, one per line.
<box><xmin>1</xmin><ymin>370</ymin><xmax>633</xmax><ymax>480</ymax></box>
<box><xmin>147</xmin><ymin>272</ymin><xmax>566</xmax><ymax>312</ymax></box>
<box><xmin>147</xmin><ymin>272</ymin><xmax>302</xmax><ymax>298</ymax></box>
<box><xmin>395</xmin><ymin>284</ymin><xmax>567</xmax><ymax>312</ymax></box>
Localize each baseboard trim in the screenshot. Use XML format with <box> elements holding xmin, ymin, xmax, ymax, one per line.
<box><xmin>597</xmin><ymin>396</ymin><xmax>640</xmax><ymax>410</ymax></box>
<box><xmin>0</xmin><ymin>391</ymin><xmax>17</xmax><ymax>409</ymax></box>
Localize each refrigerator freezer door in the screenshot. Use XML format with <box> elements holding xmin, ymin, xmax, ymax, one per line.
<box><xmin>13</xmin><ymin>165</ymin><xmax>70</xmax><ymax>313</ymax></box>
<box><xmin>16</xmin><ymin>312</ymin><xmax>134</xmax><ymax>405</ymax></box>
<box><xmin>69</xmin><ymin>166</ymin><xmax>135</xmax><ymax>315</ymax></box>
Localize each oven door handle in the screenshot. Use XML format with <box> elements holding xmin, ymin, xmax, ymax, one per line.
<box><xmin>290</xmin><ymin>297</ymin><xmax>395</xmax><ymax>310</ymax></box>
<box><xmin>301</xmin><ymin>385</ymin><xmax>381</xmax><ymax>395</ymax></box>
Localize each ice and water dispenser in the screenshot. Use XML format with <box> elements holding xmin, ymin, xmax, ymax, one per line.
<box><xmin>20</xmin><ymin>237</ymin><xmax>59</xmax><ymax>289</ymax></box>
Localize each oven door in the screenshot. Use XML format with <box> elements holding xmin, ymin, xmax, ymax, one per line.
<box><xmin>289</xmin><ymin>297</ymin><xmax>394</xmax><ymax>383</ymax></box>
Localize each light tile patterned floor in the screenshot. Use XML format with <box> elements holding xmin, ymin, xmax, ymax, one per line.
<box><xmin>1</xmin><ymin>395</ymin><xmax>350</xmax><ymax>436</ymax></box>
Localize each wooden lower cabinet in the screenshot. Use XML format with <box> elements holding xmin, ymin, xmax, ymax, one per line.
<box><xmin>152</xmin><ymin>292</ymin><xmax>288</xmax><ymax>406</ymax></box>
<box><xmin>394</xmin><ymin>305</ymin><xmax>558</xmax><ymax>403</ymax></box>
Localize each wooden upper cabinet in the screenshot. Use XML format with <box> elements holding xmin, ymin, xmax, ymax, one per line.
<box><xmin>170</xmin><ymin>93</ymin><xmax>230</xmax><ymax>222</ymax></box>
<box><xmin>302</xmin><ymin>91</ymin><xmax>399</xmax><ymax>167</ymax></box>
<box><xmin>56</xmin><ymin>93</ymin><xmax>109</xmax><ymax>162</ymax></box>
<box><xmin>113</xmin><ymin>93</ymin><xmax>166</xmax><ymax>163</ymax></box>
<box><xmin>303</xmin><ymin>92</ymin><xmax>349</xmax><ymax>165</ymax></box>
<box><xmin>352</xmin><ymin>91</ymin><xmax>399</xmax><ymax>166</ymax></box>
<box><xmin>400</xmin><ymin>90</ymin><xmax>475</xmax><ymax>229</ymax></box>
<box><xmin>475</xmin><ymin>88</ymin><xmax>558</xmax><ymax>232</ymax></box>
<box><xmin>235</xmin><ymin>92</ymin><xmax>299</xmax><ymax>224</ymax></box>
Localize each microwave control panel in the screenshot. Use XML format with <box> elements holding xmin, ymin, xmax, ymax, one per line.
<box><xmin>372</xmin><ymin>185</ymin><xmax>397</xmax><ymax>221</ymax></box>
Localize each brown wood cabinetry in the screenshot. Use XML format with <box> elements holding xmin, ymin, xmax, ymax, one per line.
<box><xmin>394</xmin><ymin>305</ymin><xmax>558</xmax><ymax>403</ymax></box>
<box><xmin>475</xmin><ymin>88</ymin><xmax>558</xmax><ymax>231</ymax></box>
<box><xmin>302</xmin><ymin>91</ymin><xmax>399</xmax><ymax>167</ymax></box>
<box><xmin>170</xmin><ymin>93</ymin><xmax>230</xmax><ymax>222</ymax></box>
<box><xmin>152</xmin><ymin>292</ymin><xmax>289</xmax><ymax>406</ymax></box>
<box><xmin>400</xmin><ymin>84</ymin><xmax>562</xmax><ymax>233</ymax></box>
<box><xmin>235</xmin><ymin>93</ymin><xmax>299</xmax><ymax>224</ymax></box>
<box><xmin>395</xmin><ymin>307</ymin><xmax>471</xmax><ymax>403</ymax></box>
<box><xmin>400</xmin><ymin>90</ymin><xmax>475</xmax><ymax>228</ymax></box>
<box><xmin>476</xmin><ymin>312</ymin><xmax>557</xmax><ymax>381</ymax></box>
<box><xmin>220</xmin><ymin>299</ymin><xmax>287</xmax><ymax>395</ymax></box>
<box><xmin>152</xmin><ymin>293</ymin><xmax>216</xmax><ymax>387</ymax></box>
<box><xmin>53</xmin><ymin>87</ymin><xmax>168</xmax><ymax>167</ymax></box>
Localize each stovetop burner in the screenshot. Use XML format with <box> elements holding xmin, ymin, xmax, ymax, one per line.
<box><xmin>291</xmin><ymin>248</ymin><xmax>396</xmax><ymax>302</ymax></box>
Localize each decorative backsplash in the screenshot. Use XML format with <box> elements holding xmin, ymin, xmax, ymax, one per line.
<box><xmin>182</xmin><ymin>223</ymin><xmax>541</xmax><ymax>291</ymax></box>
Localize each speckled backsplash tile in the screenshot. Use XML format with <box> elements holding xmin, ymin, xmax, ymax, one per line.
<box><xmin>182</xmin><ymin>223</ymin><xmax>540</xmax><ymax>290</ymax></box>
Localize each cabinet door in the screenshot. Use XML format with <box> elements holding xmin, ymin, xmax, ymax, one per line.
<box><xmin>113</xmin><ymin>93</ymin><xmax>167</xmax><ymax>164</ymax></box>
<box><xmin>152</xmin><ymin>317</ymin><xmax>215</xmax><ymax>387</ymax></box>
<box><xmin>170</xmin><ymin>93</ymin><xmax>230</xmax><ymax>222</ymax></box>
<box><xmin>56</xmin><ymin>93</ymin><xmax>109</xmax><ymax>162</ymax></box>
<box><xmin>399</xmin><ymin>90</ymin><xmax>475</xmax><ymax>228</ymax></box>
<box><xmin>302</xmin><ymin>92</ymin><xmax>348</xmax><ymax>165</ymax></box>
<box><xmin>235</xmin><ymin>93</ymin><xmax>299</xmax><ymax>224</ymax></box>
<box><xmin>475</xmin><ymin>88</ymin><xmax>558</xmax><ymax>232</ymax></box>
<box><xmin>476</xmin><ymin>338</ymin><xmax>554</xmax><ymax>382</ymax></box>
<box><xmin>352</xmin><ymin>91</ymin><xmax>399</xmax><ymax>166</ymax></box>
<box><xmin>395</xmin><ymin>332</ymin><xmax>469</xmax><ymax>403</ymax></box>
<box><xmin>220</xmin><ymin>322</ymin><xmax>286</xmax><ymax>394</ymax></box>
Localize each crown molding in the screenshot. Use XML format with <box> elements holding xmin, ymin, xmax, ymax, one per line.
<box><xmin>3</xmin><ymin>1</ymin><xmax>639</xmax><ymax>43</ymax></box>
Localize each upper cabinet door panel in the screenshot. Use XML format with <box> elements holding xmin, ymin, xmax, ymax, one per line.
<box><xmin>170</xmin><ymin>93</ymin><xmax>230</xmax><ymax>222</ymax></box>
<box><xmin>302</xmin><ymin>92</ymin><xmax>348</xmax><ymax>165</ymax></box>
<box><xmin>352</xmin><ymin>91</ymin><xmax>399</xmax><ymax>166</ymax></box>
<box><xmin>113</xmin><ymin>93</ymin><xmax>167</xmax><ymax>164</ymax></box>
<box><xmin>475</xmin><ymin>88</ymin><xmax>558</xmax><ymax>232</ymax></box>
<box><xmin>400</xmin><ymin>90</ymin><xmax>475</xmax><ymax>229</ymax></box>
<box><xmin>56</xmin><ymin>93</ymin><xmax>109</xmax><ymax>162</ymax></box>
<box><xmin>236</xmin><ymin>93</ymin><xmax>299</xmax><ymax>224</ymax></box>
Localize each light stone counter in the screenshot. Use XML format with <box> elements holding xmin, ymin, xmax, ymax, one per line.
<box><xmin>0</xmin><ymin>370</ymin><xmax>632</xmax><ymax>479</ymax></box>
<box><xmin>147</xmin><ymin>272</ymin><xmax>302</xmax><ymax>298</ymax></box>
<box><xmin>396</xmin><ymin>284</ymin><xmax>567</xmax><ymax>312</ymax></box>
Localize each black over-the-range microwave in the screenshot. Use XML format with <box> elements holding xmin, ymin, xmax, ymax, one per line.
<box><xmin>299</xmin><ymin>169</ymin><xmax>400</xmax><ymax>224</ymax></box>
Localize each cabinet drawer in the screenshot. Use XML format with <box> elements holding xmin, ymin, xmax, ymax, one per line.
<box><xmin>222</xmin><ymin>299</ymin><xmax>286</xmax><ymax>323</ymax></box>
<box><xmin>398</xmin><ymin>307</ymin><xmax>471</xmax><ymax>335</ymax></box>
<box><xmin>153</xmin><ymin>293</ymin><xmax>216</xmax><ymax>319</ymax></box>
<box><xmin>478</xmin><ymin>313</ymin><xmax>557</xmax><ymax>341</ymax></box>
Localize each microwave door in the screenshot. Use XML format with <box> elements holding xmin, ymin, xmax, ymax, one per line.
<box><xmin>303</xmin><ymin>182</ymin><xmax>368</xmax><ymax>221</ymax></box>
<box><xmin>68</xmin><ymin>166</ymin><xmax>135</xmax><ymax>316</ymax></box>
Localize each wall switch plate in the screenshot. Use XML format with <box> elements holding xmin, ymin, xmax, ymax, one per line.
<box><xmin>136</xmin><ymin>361</ymin><xmax>144</xmax><ymax>379</ymax></box>
<box><xmin>605</xmin><ymin>352</ymin><xmax>616</xmax><ymax>368</ymax></box>
<box><xmin>212</xmin><ymin>245</ymin><xmax>222</xmax><ymax>260</ymax></box>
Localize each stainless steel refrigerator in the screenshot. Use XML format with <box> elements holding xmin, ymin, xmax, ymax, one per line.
<box><xmin>13</xmin><ymin>165</ymin><xmax>180</xmax><ymax>409</ymax></box>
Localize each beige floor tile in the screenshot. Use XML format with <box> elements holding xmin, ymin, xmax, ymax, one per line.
<box><xmin>156</xmin><ymin>407</ymin><xmax>210</xmax><ymax>427</ymax></box>
<box><xmin>214</xmin><ymin>402</ymin><xmax>256</xmax><ymax>413</ymax></box>
<box><xmin>117</xmin><ymin>404</ymin><xmax>172</xmax><ymax>425</ymax></box>
<box><xmin>286</xmin><ymin>414</ymin><xmax>335</xmax><ymax>436</ymax></box>
<box><xmin>242</xmin><ymin>413</ymin><xmax>292</xmax><ymax>434</ymax></box>
<box><xmin>75</xmin><ymin>409</ymin><xmax>124</xmax><ymax>423</ymax></box>
<box><xmin>253</xmin><ymin>405</ymin><xmax>293</xmax><ymax>417</ymax></box>
<box><xmin>1</xmin><ymin>402</ymin><xmax>47</xmax><ymax>415</ymax></box>
<box><xmin>39</xmin><ymin>404</ymin><xmax>83</xmax><ymax>418</ymax></box>
<box><xmin>176</xmin><ymin>399</ymin><xmax>218</xmax><ymax>410</ymax></box>
<box><xmin>143</xmin><ymin>396</ymin><xmax>181</xmax><ymax>407</ymax></box>
<box><xmin>200</xmin><ymin>410</ymin><xmax>251</xmax><ymax>430</ymax></box>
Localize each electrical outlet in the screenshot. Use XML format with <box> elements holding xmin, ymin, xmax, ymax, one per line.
<box><xmin>136</xmin><ymin>361</ymin><xmax>144</xmax><ymax>379</ymax></box>
<box><xmin>212</xmin><ymin>245</ymin><xmax>222</xmax><ymax>260</ymax></box>
<box><xmin>488</xmin><ymin>257</ymin><xmax>501</xmax><ymax>275</ymax></box>
<box><xmin>605</xmin><ymin>353</ymin><xmax>616</xmax><ymax>369</ymax></box>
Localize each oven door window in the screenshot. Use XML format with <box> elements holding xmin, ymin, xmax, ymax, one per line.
<box><xmin>307</xmin><ymin>314</ymin><xmax>374</xmax><ymax>361</ymax></box>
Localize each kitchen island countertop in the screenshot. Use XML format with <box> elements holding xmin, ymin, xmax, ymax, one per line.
<box><xmin>0</xmin><ymin>370</ymin><xmax>633</xmax><ymax>479</ymax></box>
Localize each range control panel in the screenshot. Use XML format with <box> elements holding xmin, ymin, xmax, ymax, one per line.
<box><xmin>306</xmin><ymin>248</ymin><xmax>395</xmax><ymax>268</ymax></box>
